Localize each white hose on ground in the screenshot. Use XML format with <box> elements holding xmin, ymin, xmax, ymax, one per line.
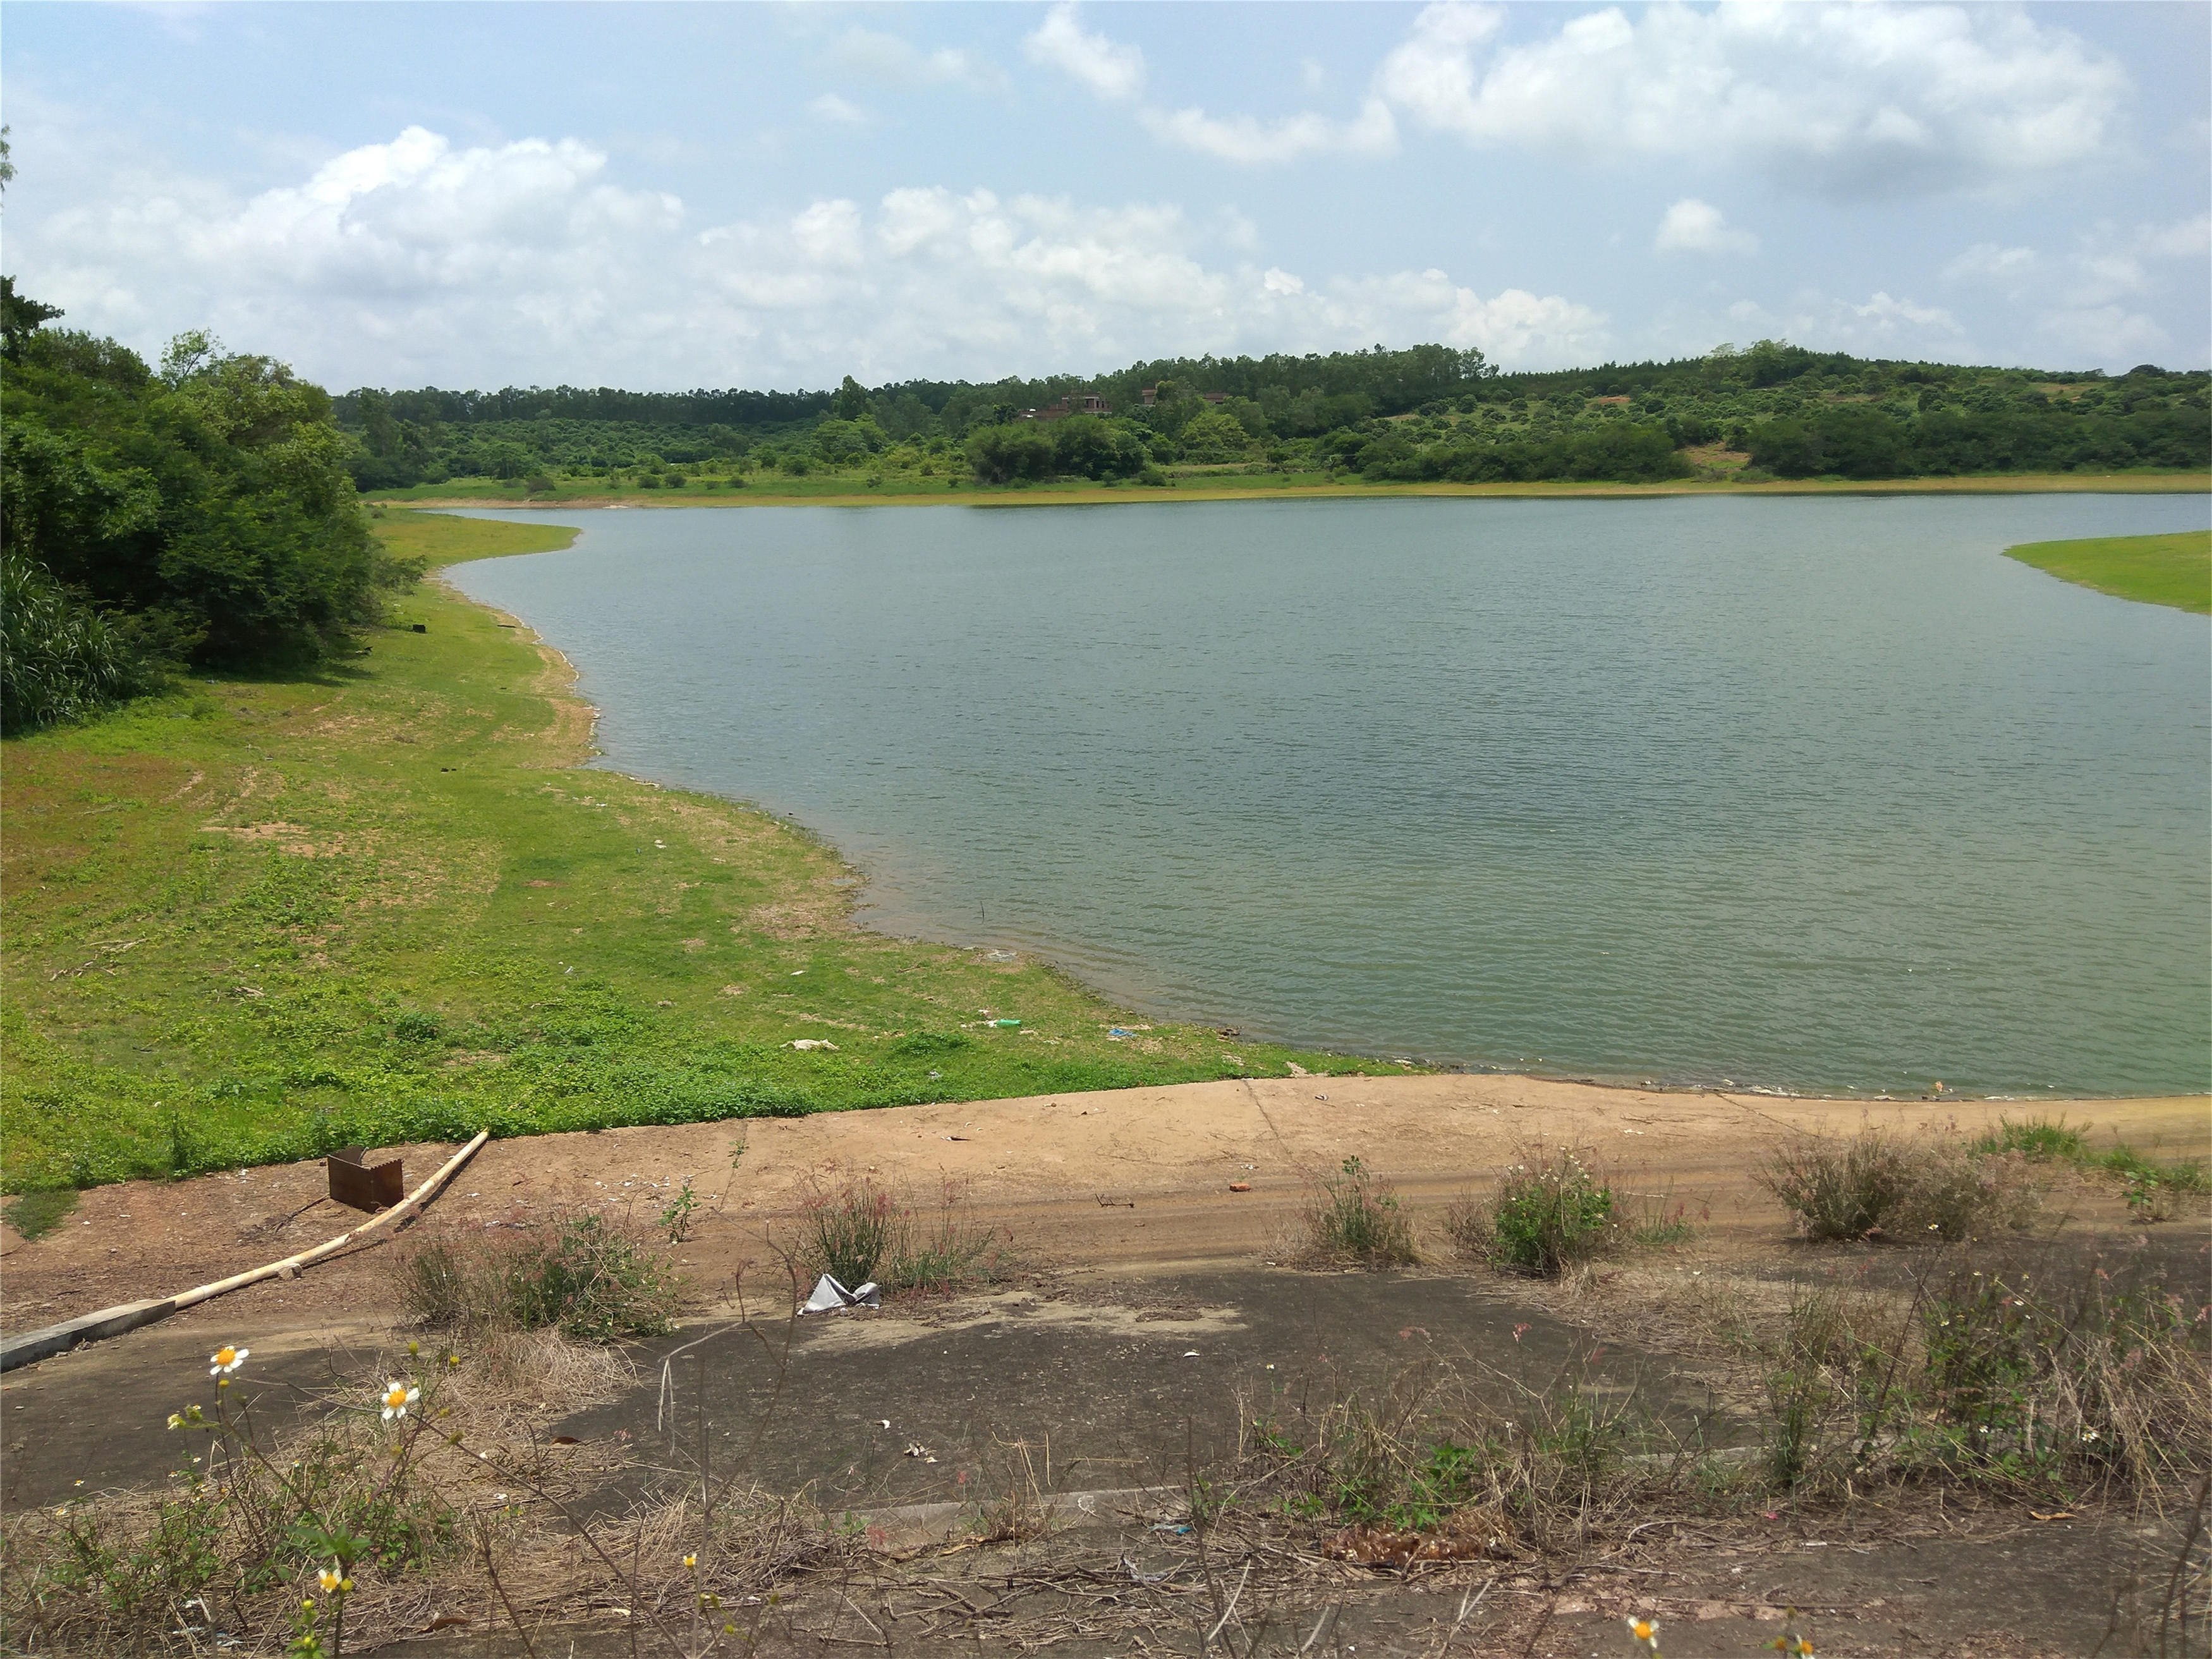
<box><xmin>1</xmin><ymin>1130</ymin><xmax>492</xmax><ymax>1370</ymax></box>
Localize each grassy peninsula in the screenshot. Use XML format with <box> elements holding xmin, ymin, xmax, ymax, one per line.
<box><xmin>2005</xmin><ymin>529</ymin><xmax>2212</xmax><ymax>614</ymax></box>
<box><xmin>1</xmin><ymin>511</ymin><xmax>1362</xmax><ymax>1193</ymax></box>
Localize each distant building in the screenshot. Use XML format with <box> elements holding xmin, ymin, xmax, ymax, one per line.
<box><xmin>1138</xmin><ymin>386</ymin><xmax>1229</xmax><ymax>408</ymax></box>
<box><xmin>1019</xmin><ymin>392</ymin><xmax>1113</xmax><ymax>421</ymax></box>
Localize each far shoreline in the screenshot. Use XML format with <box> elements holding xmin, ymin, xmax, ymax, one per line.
<box><xmin>375</xmin><ymin>468</ymin><xmax>2212</xmax><ymax>513</ymax></box>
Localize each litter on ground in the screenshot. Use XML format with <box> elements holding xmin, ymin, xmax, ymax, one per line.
<box><xmin>799</xmin><ymin>1274</ymin><xmax>881</xmax><ymax>1315</ymax></box>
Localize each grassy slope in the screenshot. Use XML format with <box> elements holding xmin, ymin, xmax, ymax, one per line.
<box><xmin>1</xmin><ymin>511</ymin><xmax>1368</xmax><ymax>1192</ymax></box>
<box><xmin>2004</xmin><ymin>530</ymin><xmax>2212</xmax><ymax>614</ymax></box>
<box><xmin>370</xmin><ymin>469</ymin><xmax>2212</xmax><ymax>511</ymax></box>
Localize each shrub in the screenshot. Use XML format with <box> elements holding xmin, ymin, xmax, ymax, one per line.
<box><xmin>1971</xmin><ymin>1114</ymin><xmax>2086</xmax><ymax>1161</ymax></box>
<box><xmin>0</xmin><ymin>553</ymin><xmax>162</xmax><ymax>733</ymax></box>
<box><xmin>400</xmin><ymin>1212</ymin><xmax>677</xmax><ymax>1341</ymax></box>
<box><xmin>793</xmin><ymin>1170</ymin><xmax>1009</xmax><ymax>1292</ymax></box>
<box><xmin>1299</xmin><ymin>1156</ymin><xmax>1417</xmax><ymax>1268</ymax></box>
<box><xmin>1969</xmin><ymin>1118</ymin><xmax>2205</xmax><ymax>1218</ymax></box>
<box><xmin>890</xmin><ymin>1178</ymin><xmax>1008</xmax><ymax>1292</ymax></box>
<box><xmin>1919</xmin><ymin>1260</ymin><xmax>2211</xmax><ymax>1491</ymax></box>
<box><xmin>1759</xmin><ymin>1132</ymin><xmax>1916</xmax><ymax>1240</ymax></box>
<box><xmin>1455</xmin><ymin>1146</ymin><xmax>1615</xmax><ymax>1275</ymax></box>
<box><xmin>1758</xmin><ymin>1129</ymin><xmax>2038</xmax><ymax>1242</ymax></box>
<box><xmin>798</xmin><ymin>1171</ymin><xmax>901</xmax><ymax>1288</ymax></box>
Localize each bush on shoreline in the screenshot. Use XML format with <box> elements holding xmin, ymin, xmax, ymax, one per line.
<box><xmin>1447</xmin><ymin>1145</ymin><xmax>1618</xmax><ymax>1275</ymax></box>
<box><xmin>1297</xmin><ymin>1156</ymin><xmax>1418</xmax><ymax>1268</ymax></box>
<box><xmin>1758</xmin><ymin>1129</ymin><xmax>2038</xmax><ymax>1242</ymax></box>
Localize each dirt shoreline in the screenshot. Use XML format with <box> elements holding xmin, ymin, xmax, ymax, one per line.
<box><xmin>5</xmin><ymin>1073</ymin><xmax>2202</xmax><ymax>1337</ymax></box>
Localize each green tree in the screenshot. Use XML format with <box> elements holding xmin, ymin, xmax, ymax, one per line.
<box><xmin>2</xmin><ymin>302</ymin><xmax>413</xmax><ymax>676</ymax></box>
<box><xmin>965</xmin><ymin>423</ymin><xmax>1055</xmax><ymax>483</ymax></box>
<box><xmin>833</xmin><ymin>374</ymin><xmax>870</xmax><ymax>421</ymax></box>
<box><xmin>1050</xmin><ymin>416</ymin><xmax>1148</xmax><ymax>479</ymax></box>
<box><xmin>1</xmin><ymin>275</ymin><xmax>63</xmax><ymax>362</ymax></box>
<box><xmin>1179</xmin><ymin>408</ymin><xmax>1254</xmax><ymax>463</ymax></box>
<box><xmin>812</xmin><ymin>418</ymin><xmax>887</xmax><ymax>465</ymax></box>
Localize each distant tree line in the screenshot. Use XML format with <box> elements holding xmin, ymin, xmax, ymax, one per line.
<box><xmin>1</xmin><ymin>279</ymin><xmax>413</xmax><ymax>732</ymax></box>
<box><xmin>336</xmin><ymin>339</ymin><xmax>2209</xmax><ymax>492</ymax></box>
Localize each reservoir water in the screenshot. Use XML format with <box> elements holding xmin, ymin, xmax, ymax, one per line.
<box><xmin>446</xmin><ymin>494</ymin><xmax>2211</xmax><ymax>1098</ymax></box>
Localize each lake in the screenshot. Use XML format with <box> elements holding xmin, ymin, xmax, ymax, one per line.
<box><xmin>446</xmin><ymin>494</ymin><xmax>2211</xmax><ymax>1098</ymax></box>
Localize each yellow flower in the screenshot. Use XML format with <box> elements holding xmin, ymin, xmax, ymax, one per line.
<box><xmin>683</xmin><ymin>1553</ymin><xmax>698</xmax><ymax>1569</ymax></box>
<box><xmin>1625</xmin><ymin>1615</ymin><xmax>1660</xmax><ymax>1651</ymax></box>
<box><xmin>380</xmin><ymin>1380</ymin><xmax>420</xmax><ymax>1421</ymax></box>
<box><xmin>209</xmin><ymin>1345</ymin><xmax>249</xmax><ymax>1376</ymax></box>
<box><xmin>319</xmin><ymin>1567</ymin><xmax>343</xmax><ymax>1594</ymax></box>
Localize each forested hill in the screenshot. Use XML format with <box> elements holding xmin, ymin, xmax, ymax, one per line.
<box><xmin>337</xmin><ymin>340</ymin><xmax>2209</xmax><ymax>492</ymax></box>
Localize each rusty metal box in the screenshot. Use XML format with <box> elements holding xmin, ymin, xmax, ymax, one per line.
<box><xmin>327</xmin><ymin>1147</ymin><xmax>404</xmax><ymax>1213</ymax></box>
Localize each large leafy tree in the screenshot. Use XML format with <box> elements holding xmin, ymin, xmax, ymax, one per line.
<box><xmin>1</xmin><ymin>296</ymin><xmax>414</xmax><ymax>727</ymax></box>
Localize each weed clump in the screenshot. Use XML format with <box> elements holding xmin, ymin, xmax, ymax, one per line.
<box><xmin>1971</xmin><ymin>1114</ymin><xmax>2087</xmax><ymax>1161</ymax></box>
<box><xmin>2</xmin><ymin>1186</ymin><xmax>78</xmax><ymax>1241</ymax></box>
<box><xmin>400</xmin><ymin>1210</ymin><xmax>677</xmax><ymax>1341</ymax></box>
<box><xmin>1970</xmin><ymin>1115</ymin><xmax>2204</xmax><ymax>1222</ymax></box>
<box><xmin>1243</xmin><ymin>1354</ymin><xmax>1710</xmax><ymax>1559</ymax></box>
<box><xmin>1919</xmin><ymin>1261</ymin><xmax>2211</xmax><ymax>1490</ymax></box>
<box><xmin>1298</xmin><ymin>1157</ymin><xmax>1417</xmax><ymax>1268</ymax></box>
<box><xmin>1747</xmin><ymin>1253</ymin><xmax>2211</xmax><ymax>1499</ymax></box>
<box><xmin>794</xmin><ymin>1170</ymin><xmax>1009</xmax><ymax>1293</ymax></box>
<box><xmin>1758</xmin><ymin>1129</ymin><xmax>2038</xmax><ymax>1242</ymax></box>
<box><xmin>1448</xmin><ymin>1146</ymin><xmax>1615</xmax><ymax>1275</ymax></box>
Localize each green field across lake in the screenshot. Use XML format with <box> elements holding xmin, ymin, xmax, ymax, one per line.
<box><xmin>2005</xmin><ymin>529</ymin><xmax>2212</xmax><ymax>614</ymax></box>
<box><xmin>0</xmin><ymin>512</ymin><xmax>1366</xmax><ymax>1193</ymax></box>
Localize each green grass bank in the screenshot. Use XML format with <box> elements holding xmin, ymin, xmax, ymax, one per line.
<box><xmin>1</xmin><ymin>511</ymin><xmax>1376</xmax><ymax>1194</ymax></box>
<box><xmin>2004</xmin><ymin>528</ymin><xmax>2212</xmax><ymax>614</ymax></box>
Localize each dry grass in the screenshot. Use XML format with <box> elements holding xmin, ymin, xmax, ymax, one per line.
<box><xmin>398</xmin><ymin>1208</ymin><xmax>679</xmax><ymax>1342</ymax></box>
<box><xmin>0</xmin><ymin>1328</ymin><xmax>653</xmax><ymax>1656</ymax></box>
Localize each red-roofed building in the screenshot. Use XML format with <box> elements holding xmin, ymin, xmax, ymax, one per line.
<box><xmin>1019</xmin><ymin>392</ymin><xmax>1113</xmax><ymax>421</ymax></box>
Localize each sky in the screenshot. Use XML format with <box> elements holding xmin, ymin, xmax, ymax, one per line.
<box><xmin>3</xmin><ymin>1</ymin><xmax>2207</xmax><ymax>394</ymax></box>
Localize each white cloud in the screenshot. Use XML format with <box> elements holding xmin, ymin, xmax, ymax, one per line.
<box><xmin>1942</xmin><ymin>242</ymin><xmax>2039</xmax><ymax>289</ymax></box>
<box><xmin>807</xmin><ymin>94</ymin><xmax>868</xmax><ymax>126</ymax></box>
<box><xmin>1654</xmin><ymin>198</ymin><xmax>1758</xmax><ymax>256</ymax></box>
<box><xmin>1323</xmin><ymin>271</ymin><xmax>1609</xmax><ymax>360</ymax></box>
<box><xmin>1711</xmin><ymin>288</ymin><xmax>1966</xmax><ymax>357</ymax></box>
<box><xmin>1139</xmin><ymin>99</ymin><xmax>1397</xmax><ymax>165</ymax></box>
<box><xmin>2129</xmin><ymin>214</ymin><xmax>2210</xmax><ymax>262</ymax></box>
<box><xmin>1375</xmin><ymin>1</ymin><xmax>2129</xmax><ymax>197</ymax></box>
<box><xmin>1022</xmin><ymin>3</ymin><xmax>1145</xmax><ymax>103</ymax></box>
<box><xmin>827</xmin><ymin>27</ymin><xmax>1000</xmax><ymax>90</ymax></box>
<box><xmin>2036</xmin><ymin>306</ymin><xmax>2169</xmax><ymax>365</ymax></box>
<box><xmin>16</xmin><ymin>123</ymin><xmax>1606</xmax><ymax>388</ymax></box>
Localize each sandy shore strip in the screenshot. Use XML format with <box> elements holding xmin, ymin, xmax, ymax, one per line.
<box><xmin>6</xmin><ymin>1073</ymin><xmax>2203</xmax><ymax>1338</ymax></box>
